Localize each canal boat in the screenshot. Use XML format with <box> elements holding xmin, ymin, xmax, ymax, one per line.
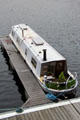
<box><xmin>9</xmin><ymin>24</ymin><xmax>78</xmax><ymax>97</ymax></box>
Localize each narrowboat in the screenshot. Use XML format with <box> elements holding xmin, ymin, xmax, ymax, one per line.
<box><xmin>9</xmin><ymin>24</ymin><xmax>78</xmax><ymax>97</ymax></box>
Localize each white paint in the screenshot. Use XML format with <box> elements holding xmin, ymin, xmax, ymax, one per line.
<box><xmin>0</xmin><ymin>97</ymin><xmax>80</xmax><ymax>120</ymax></box>
<box><xmin>10</xmin><ymin>24</ymin><xmax>66</xmax><ymax>62</ymax></box>
<box><xmin>70</xmin><ymin>97</ymin><xmax>80</xmax><ymax>103</ymax></box>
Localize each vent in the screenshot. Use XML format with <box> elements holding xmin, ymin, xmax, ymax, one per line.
<box><xmin>19</xmin><ymin>24</ymin><xmax>28</xmax><ymax>38</ymax></box>
<box><xmin>19</xmin><ymin>24</ymin><xmax>27</xmax><ymax>30</ymax></box>
<box><xmin>43</xmin><ymin>49</ymin><xmax>47</xmax><ymax>61</ymax></box>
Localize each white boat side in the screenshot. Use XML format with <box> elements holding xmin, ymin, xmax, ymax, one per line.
<box><xmin>10</xmin><ymin>24</ymin><xmax>66</xmax><ymax>62</ymax></box>
<box><xmin>9</xmin><ymin>24</ymin><xmax>66</xmax><ymax>77</ymax></box>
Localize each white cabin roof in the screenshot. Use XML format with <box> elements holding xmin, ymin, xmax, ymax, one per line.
<box><xmin>12</xmin><ymin>24</ymin><xmax>66</xmax><ymax>63</ymax></box>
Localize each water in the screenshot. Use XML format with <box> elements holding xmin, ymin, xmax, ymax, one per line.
<box><xmin>0</xmin><ymin>46</ymin><xmax>26</xmax><ymax>111</ymax></box>
<box><xmin>0</xmin><ymin>0</ymin><xmax>80</xmax><ymax>108</ymax></box>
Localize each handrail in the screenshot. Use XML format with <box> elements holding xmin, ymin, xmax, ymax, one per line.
<box><xmin>66</xmin><ymin>76</ymin><xmax>70</xmax><ymax>89</ymax></box>
<box><xmin>74</xmin><ymin>72</ymin><xmax>77</xmax><ymax>80</ymax></box>
<box><xmin>66</xmin><ymin>72</ymin><xmax>77</xmax><ymax>89</ymax></box>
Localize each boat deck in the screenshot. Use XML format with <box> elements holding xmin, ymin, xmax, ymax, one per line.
<box><xmin>0</xmin><ymin>36</ymin><xmax>51</xmax><ymax>108</ymax></box>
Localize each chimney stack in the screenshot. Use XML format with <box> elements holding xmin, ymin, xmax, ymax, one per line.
<box><xmin>43</xmin><ymin>49</ymin><xmax>47</xmax><ymax>61</ymax></box>
<box><xmin>22</xmin><ymin>29</ymin><xmax>24</xmax><ymax>38</ymax></box>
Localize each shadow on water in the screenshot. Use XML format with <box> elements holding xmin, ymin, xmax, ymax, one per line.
<box><xmin>0</xmin><ymin>45</ymin><xmax>27</xmax><ymax>112</ymax></box>
<box><xmin>13</xmin><ymin>71</ymin><xmax>28</xmax><ymax>102</ymax></box>
<box><xmin>1</xmin><ymin>46</ymin><xmax>28</xmax><ymax>102</ymax></box>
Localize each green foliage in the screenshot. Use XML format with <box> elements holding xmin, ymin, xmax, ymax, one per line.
<box><xmin>46</xmin><ymin>80</ymin><xmax>76</xmax><ymax>90</ymax></box>
<box><xmin>47</xmin><ymin>72</ymin><xmax>52</xmax><ymax>75</ymax></box>
<box><xmin>46</xmin><ymin>82</ymin><xmax>66</xmax><ymax>90</ymax></box>
<box><xmin>45</xmin><ymin>72</ymin><xmax>76</xmax><ymax>90</ymax></box>
<box><xmin>67</xmin><ymin>80</ymin><xmax>76</xmax><ymax>88</ymax></box>
<box><xmin>46</xmin><ymin>82</ymin><xmax>57</xmax><ymax>89</ymax></box>
<box><xmin>58</xmin><ymin>72</ymin><xmax>66</xmax><ymax>82</ymax></box>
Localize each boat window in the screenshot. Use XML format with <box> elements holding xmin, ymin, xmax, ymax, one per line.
<box><xmin>11</xmin><ymin>30</ymin><xmax>15</xmax><ymax>37</ymax></box>
<box><xmin>40</xmin><ymin>61</ymin><xmax>67</xmax><ymax>77</ymax></box>
<box><xmin>55</xmin><ymin>61</ymin><xmax>67</xmax><ymax>77</ymax></box>
<box><xmin>40</xmin><ymin>62</ymin><xmax>56</xmax><ymax>76</ymax></box>
<box><xmin>16</xmin><ymin>37</ymin><xmax>20</xmax><ymax>43</ymax></box>
<box><xmin>25</xmin><ymin>49</ymin><xmax>27</xmax><ymax>56</ymax></box>
<box><xmin>31</xmin><ymin>57</ymin><xmax>37</xmax><ymax>68</ymax></box>
<box><xmin>41</xmin><ymin>65</ymin><xmax>48</xmax><ymax>75</ymax></box>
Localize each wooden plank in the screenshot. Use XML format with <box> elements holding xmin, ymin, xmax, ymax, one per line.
<box><xmin>71</xmin><ymin>102</ymin><xmax>80</xmax><ymax>114</ymax></box>
<box><xmin>25</xmin><ymin>104</ymin><xmax>80</xmax><ymax>120</ymax></box>
<box><xmin>16</xmin><ymin>114</ymin><xmax>25</xmax><ymax>120</ymax></box>
<box><xmin>7</xmin><ymin>116</ymin><xmax>17</xmax><ymax>120</ymax></box>
<box><xmin>57</xmin><ymin>104</ymin><xmax>79</xmax><ymax>120</ymax></box>
<box><xmin>70</xmin><ymin>98</ymin><xmax>80</xmax><ymax>114</ymax></box>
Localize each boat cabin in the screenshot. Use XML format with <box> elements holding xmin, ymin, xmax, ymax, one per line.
<box><xmin>41</xmin><ymin>60</ymin><xmax>67</xmax><ymax>78</ymax></box>
<box><xmin>9</xmin><ymin>24</ymin><xmax>67</xmax><ymax>79</ymax></box>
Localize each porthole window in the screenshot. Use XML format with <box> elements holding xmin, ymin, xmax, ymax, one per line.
<box><xmin>31</xmin><ymin>57</ymin><xmax>37</xmax><ymax>68</ymax></box>
<box><xmin>16</xmin><ymin>37</ymin><xmax>20</xmax><ymax>43</ymax></box>
<box><xmin>25</xmin><ymin>49</ymin><xmax>27</xmax><ymax>56</ymax></box>
<box><xmin>11</xmin><ymin>30</ymin><xmax>15</xmax><ymax>37</ymax></box>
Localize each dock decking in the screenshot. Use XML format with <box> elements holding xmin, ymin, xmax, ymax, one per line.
<box><xmin>0</xmin><ymin>98</ymin><xmax>80</xmax><ymax>120</ymax></box>
<box><xmin>0</xmin><ymin>36</ymin><xmax>51</xmax><ymax>108</ymax></box>
<box><xmin>9</xmin><ymin>102</ymin><xmax>80</xmax><ymax>120</ymax></box>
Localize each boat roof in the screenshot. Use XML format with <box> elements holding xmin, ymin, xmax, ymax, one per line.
<box><xmin>12</xmin><ymin>24</ymin><xmax>66</xmax><ymax>63</ymax></box>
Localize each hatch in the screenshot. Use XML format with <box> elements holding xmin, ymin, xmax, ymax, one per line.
<box><xmin>19</xmin><ymin>24</ymin><xmax>27</xmax><ymax>30</ymax></box>
<box><xmin>32</xmin><ymin>37</ymin><xmax>44</xmax><ymax>45</ymax></box>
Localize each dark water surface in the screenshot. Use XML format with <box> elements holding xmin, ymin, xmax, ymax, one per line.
<box><xmin>0</xmin><ymin>46</ymin><xmax>26</xmax><ymax>111</ymax></box>
<box><xmin>0</xmin><ymin>0</ymin><xmax>80</xmax><ymax>109</ymax></box>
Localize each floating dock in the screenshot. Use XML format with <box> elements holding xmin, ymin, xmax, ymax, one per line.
<box><xmin>0</xmin><ymin>36</ymin><xmax>80</xmax><ymax>120</ymax></box>
<box><xmin>0</xmin><ymin>36</ymin><xmax>51</xmax><ymax>108</ymax></box>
